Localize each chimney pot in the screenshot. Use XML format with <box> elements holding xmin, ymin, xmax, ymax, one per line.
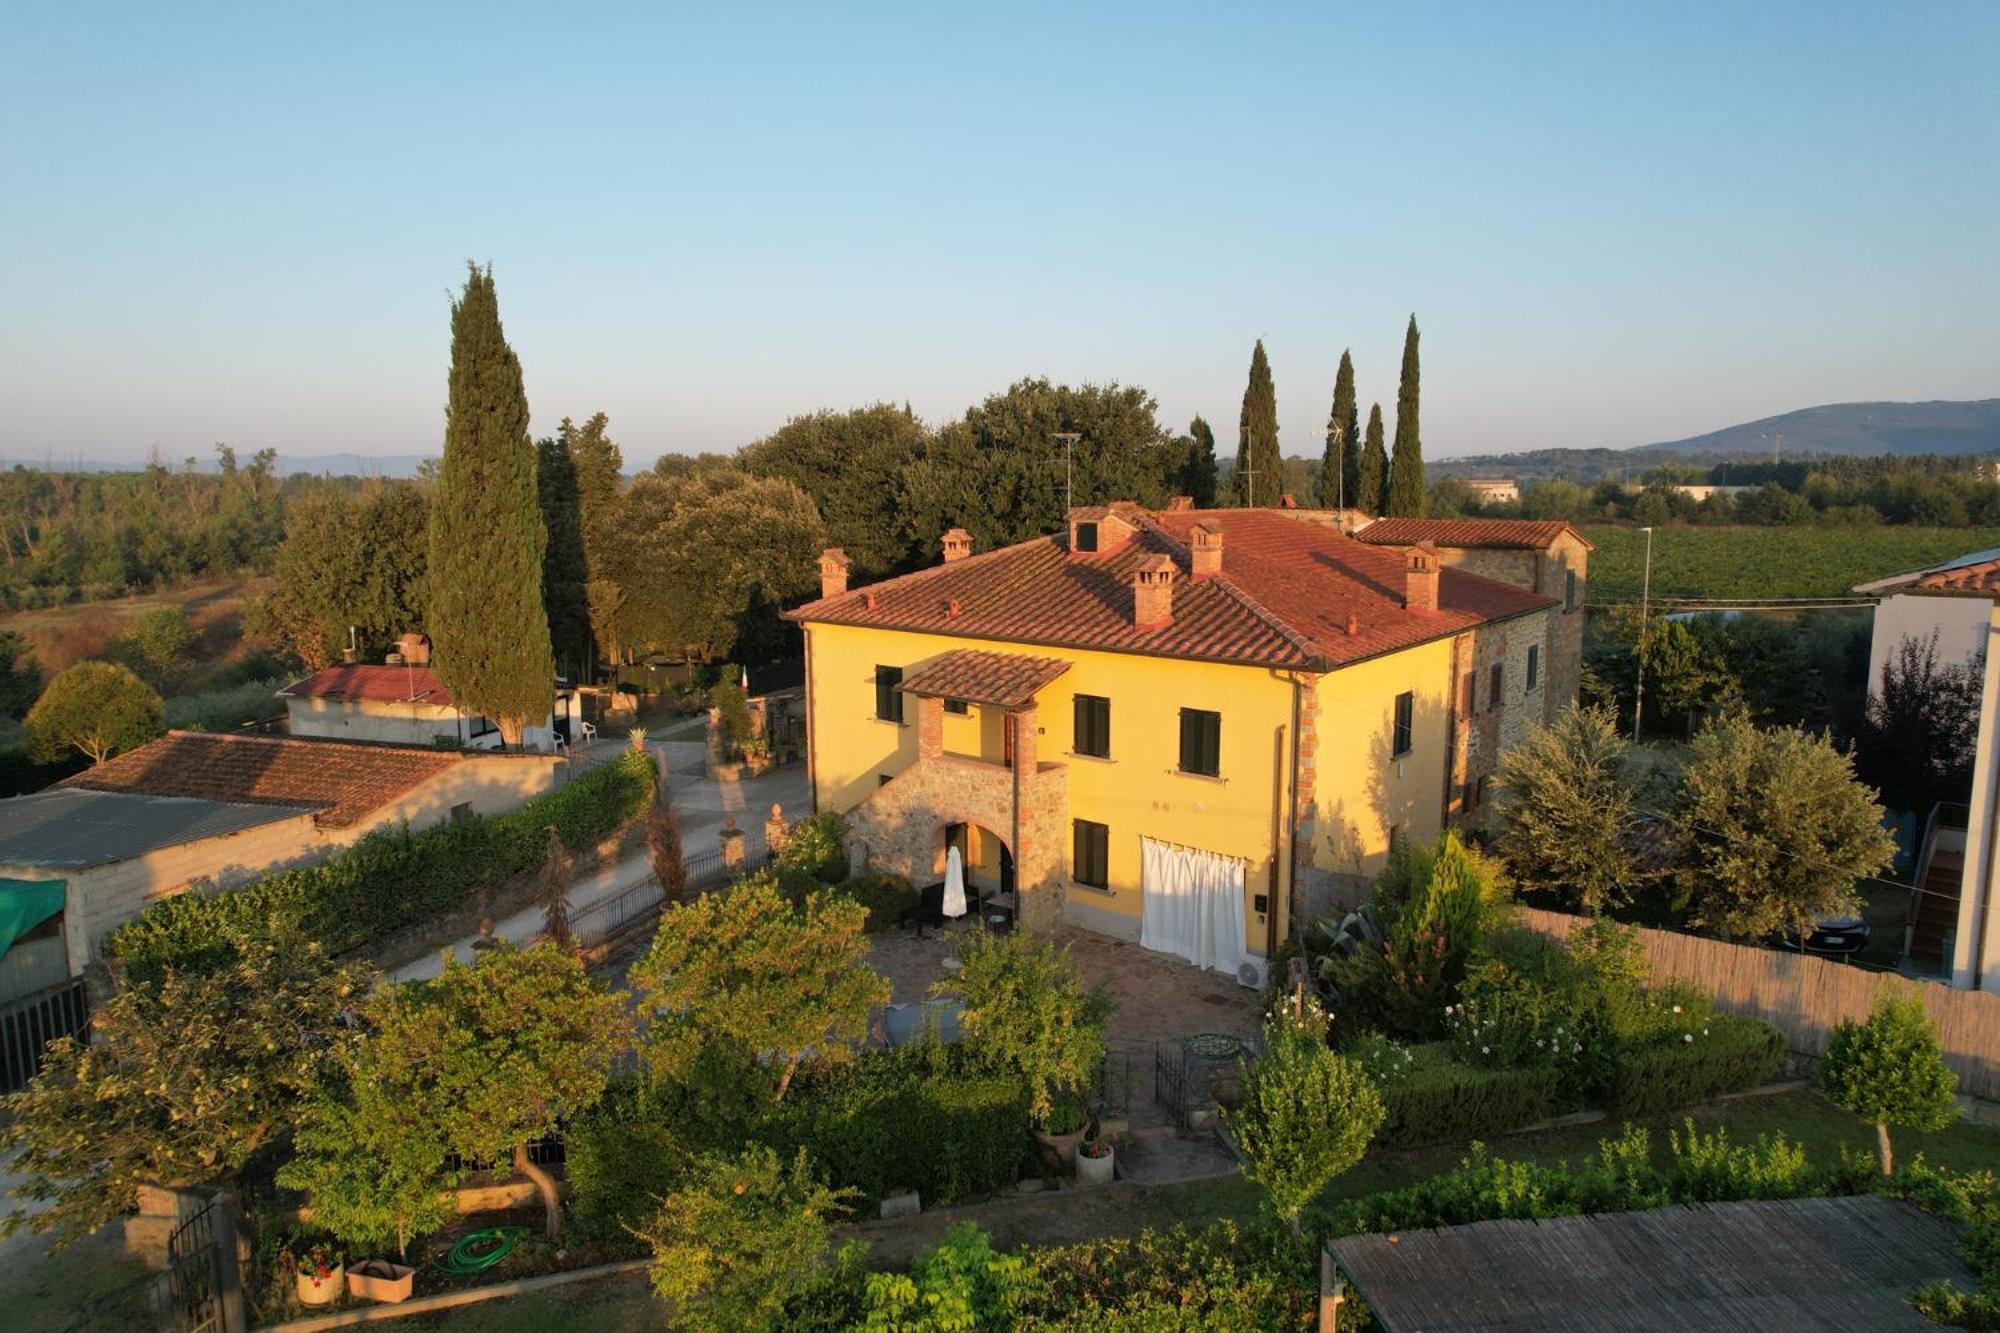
<box><xmin>1190</xmin><ymin>521</ymin><xmax>1224</xmax><ymax>579</ymax></box>
<box><xmin>946</xmin><ymin>597</ymin><xmax>961</xmax><ymax>618</ymax></box>
<box><xmin>941</xmin><ymin>527</ymin><xmax>973</xmax><ymax>563</ymax></box>
<box><xmin>1131</xmin><ymin>555</ymin><xmax>1177</xmax><ymax>630</ymax></box>
<box><xmin>1404</xmin><ymin>542</ymin><xmax>1440</xmax><ymax>613</ymax></box>
<box><xmin>818</xmin><ymin>548</ymin><xmax>852</xmax><ymax>599</ymax></box>
<box><xmin>1346</xmin><ymin>613</ymin><xmax>1359</xmax><ymax>636</ymax></box>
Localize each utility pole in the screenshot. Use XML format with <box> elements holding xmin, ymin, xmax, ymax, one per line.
<box><xmin>1325</xmin><ymin>423</ymin><xmax>1346</xmax><ymax>511</ymax></box>
<box><xmin>1632</xmin><ymin>525</ymin><xmax>1655</xmax><ymax>743</ymax></box>
<box><xmin>1053</xmin><ymin>432</ymin><xmax>1082</xmax><ymax>511</ymax></box>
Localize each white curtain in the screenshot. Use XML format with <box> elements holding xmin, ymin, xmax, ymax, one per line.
<box><xmin>1139</xmin><ymin>837</ymin><xmax>1248</xmax><ymax>973</ymax></box>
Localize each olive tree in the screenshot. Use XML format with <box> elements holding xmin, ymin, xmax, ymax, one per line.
<box><xmin>1820</xmin><ymin>990</ymin><xmax>1959</xmax><ymax>1175</ymax></box>
<box><xmin>24</xmin><ymin>660</ymin><xmax>162</xmax><ymax>764</ymax></box>
<box><xmin>1494</xmin><ymin>704</ymin><xmax>1645</xmax><ymax>913</ymax></box>
<box><xmin>1675</xmin><ymin>712</ymin><xmax>1895</xmax><ymax>940</ymax></box>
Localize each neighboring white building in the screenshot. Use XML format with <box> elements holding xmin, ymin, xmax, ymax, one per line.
<box><xmin>1852</xmin><ymin>547</ymin><xmax>2000</xmax><ymax>695</ymax></box>
<box><xmin>1953</xmin><ymin>602</ymin><xmax>2000</xmax><ymax>991</ymax></box>
<box><xmin>1465</xmin><ymin>478</ymin><xmax>1520</xmax><ymax>505</ymax></box>
<box><xmin>280</xmin><ymin>663</ymin><xmax>577</xmax><ymax>752</ymax></box>
<box><xmin>0</xmin><ymin>731</ymin><xmax>559</xmax><ymax>1001</ymax></box>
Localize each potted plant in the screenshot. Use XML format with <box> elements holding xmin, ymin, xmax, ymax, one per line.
<box><xmin>1036</xmin><ymin>1096</ymin><xmax>1090</xmax><ymax>1171</ymax></box>
<box><xmin>741</xmin><ymin>738</ymin><xmax>773</xmax><ymax>776</ymax></box>
<box><xmin>1076</xmin><ymin>1134</ymin><xmax>1115</xmax><ymax>1185</ymax></box>
<box><xmin>295</xmin><ymin>1244</ymin><xmax>345</xmax><ymax>1307</ymax></box>
<box><xmin>347</xmin><ymin>1258</ymin><xmax>417</xmax><ymax>1304</ymax></box>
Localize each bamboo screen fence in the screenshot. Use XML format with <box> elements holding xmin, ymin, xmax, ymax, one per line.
<box><xmin>1516</xmin><ymin>906</ymin><xmax>2000</xmax><ymax>1103</ymax></box>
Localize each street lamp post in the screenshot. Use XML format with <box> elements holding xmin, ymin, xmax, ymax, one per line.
<box><xmin>1053</xmin><ymin>432</ymin><xmax>1082</xmax><ymax>511</ymax></box>
<box><xmin>1324</xmin><ymin>423</ymin><xmax>1345</xmax><ymax>511</ymax></box>
<box><xmin>1632</xmin><ymin>525</ymin><xmax>1655</xmax><ymax>742</ymax></box>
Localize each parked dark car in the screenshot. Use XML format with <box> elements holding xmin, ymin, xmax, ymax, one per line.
<box><xmin>1773</xmin><ymin>915</ymin><xmax>1871</xmax><ymax>958</ymax></box>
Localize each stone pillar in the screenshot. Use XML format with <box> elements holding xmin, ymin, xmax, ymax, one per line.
<box><xmin>915</xmin><ymin>693</ymin><xmax>944</xmax><ymax>759</ymax></box>
<box><xmin>1010</xmin><ymin>705</ymin><xmax>1038</xmax><ymax>774</ymax></box>
<box><xmin>1010</xmin><ymin>705</ymin><xmax>1059</xmax><ymax>933</ymax></box>
<box><xmin>719</xmin><ymin>815</ymin><xmax>745</xmax><ymax>873</ymax></box>
<box><xmin>764</xmin><ymin>803</ymin><xmax>788</xmax><ymax>857</ymax></box>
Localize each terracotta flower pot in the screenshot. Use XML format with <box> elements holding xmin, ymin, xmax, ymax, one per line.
<box><xmin>1035</xmin><ymin>1123</ymin><xmax>1089</xmax><ymax>1172</ymax></box>
<box><xmin>347</xmin><ymin>1259</ymin><xmax>416</xmax><ymax>1304</ymax></box>
<box><xmin>296</xmin><ymin>1263</ymin><xmax>345</xmax><ymax>1308</ymax></box>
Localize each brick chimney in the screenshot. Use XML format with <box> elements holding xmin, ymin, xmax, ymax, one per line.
<box><xmin>818</xmin><ymin>548</ymin><xmax>852</xmax><ymax>599</ymax></box>
<box><xmin>1404</xmin><ymin>542</ymin><xmax>1439</xmax><ymax>613</ymax></box>
<box><xmin>1189</xmin><ymin>521</ymin><xmax>1224</xmax><ymax>579</ymax></box>
<box><xmin>941</xmin><ymin>527</ymin><xmax>972</xmax><ymax>563</ymax></box>
<box><xmin>1132</xmin><ymin>555</ymin><xmax>1177</xmax><ymax>630</ymax></box>
<box><xmin>397</xmin><ymin>632</ymin><xmax>431</xmax><ymax>666</ymax></box>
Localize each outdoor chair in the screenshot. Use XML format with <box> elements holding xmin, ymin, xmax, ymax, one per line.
<box><xmin>900</xmin><ymin>882</ymin><xmax>947</xmax><ymax>937</ymax></box>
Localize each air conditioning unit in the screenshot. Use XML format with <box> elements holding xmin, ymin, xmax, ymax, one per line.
<box><xmin>1235</xmin><ymin>956</ymin><xmax>1269</xmax><ymax>991</ymax></box>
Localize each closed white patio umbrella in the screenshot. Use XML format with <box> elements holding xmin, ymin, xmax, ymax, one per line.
<box><xmin>943</xmin><ymin>844</ymin><xmax>968</xmax><ymax>920</ymax></box>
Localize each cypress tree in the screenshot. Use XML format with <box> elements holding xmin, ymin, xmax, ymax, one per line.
<box><xmin>1386</xmin><ymin>315</ymin><xmax>1427</xmax><ymax>516</ymax></box>
<box><xmin>566</xmin><ymin>412</ymin><xmax>625</xmax><ymax>671</ymax></box>
<box><xmin>536</xmin><ymin>432</ymin><xmax>589</xmax><ymax>682</ymax></box>
<box><xmin>1320</xmin><ymin>350</ymin><xmax>1359</xmax><ymax>508</ymax></box>
<box><xmin>1234</xmin><ymin>340</ymin><xmax>1280</xmax><ymax>507</ymax></box>
<box><xmin>1183</xmin><ymin>415</ymin><xmax>1219</xmax><ymax>506</ymax></box>
<box><xmin>1357</xmin><ymin>403</ymin><xmax>1389</xmax><ymax>514</ymax></box>
<box><xmin>428</xmin><ymin>264</ymin><xmax>554</xmax><ymax>744</ymax></box>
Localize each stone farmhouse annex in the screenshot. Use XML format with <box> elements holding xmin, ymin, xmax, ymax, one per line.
<box><xmin>788</xmin><ymin>501</ymin><xmax>1589</xmax><ymax>979</ymax></box>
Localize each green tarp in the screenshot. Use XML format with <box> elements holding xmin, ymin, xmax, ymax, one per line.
<box><xmin>0</xmin><ymin>878</ymin><xmax>65</xmax><ymax>957</ymax></box>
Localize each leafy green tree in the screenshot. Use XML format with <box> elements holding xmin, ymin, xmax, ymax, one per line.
<box><xmin>740</xmin><ymin>403</ymin><xmax>925</xmax><ymax>576</ymax></box>
<box><xmin>1385</xmin><ymin>315</ymin><xmax>1426</xmax><ymax>516</ymax></box>
<box><xmin>931</xmin><ymin>929</ymin><xmax>1113</xmax><ymax>1129</ymax></box>
<box><xmin>1675</xmin><ymin>713</ymin><xmax>1896</xmax><ymax>941</ymax></box>
<box><xmin>253</xmin><ymin>486</ymin><xmax>429</xmax><ymax>669</ymax></box>
<box><xmin>631</xmin><ymin>873</ymin><xmax>886</xmax><ymax>1101</ymax></box>
<box><xmin>119</xmin><ymin>606</ymin><xmax>193</xmax><ymax>692</ymax></box>
<box><xmin>1181</xmin><ymin>415</ymin><xmax>1219</xmax><ymax>506</ymax></box>
<box><xmin>0</xmin><ymin>931</ymin><xmax>367</xmax><ymax>1248</ymax></box>
<box><xmin>564</xmin><ymin>413</ymin><xmax>625</xmax><ymax>669</ymax></box>
<box><xmin>1495</xmin><ymin>705</ymin><xmax>1646</xmax><ymax>913</ymax></box>
<box><xmin>25</xmin><ymin>660</ymin><xmax>162</xmax><ymax>763</ymax></box>
<box><xmin>536</xmin><ymin>430</ymin><xmax>591</xmax><ymax>681</ymax></box>
<box><xmin>1234</xmin><ymin>341</ymin><xmax>1280</xmax><ymax>507</ymax></box>
<box><xmin>901</xmin><ymin>379</ymin><xmax>1180</xmax><ymax>550</ymax></box>
<box><xmin>427</xmin><ymin>264</ymin><xmax>555</xmax><ymax>744</ymax></box>
<box><xmin>607</xmin><ymin>469</ymin><xmax>825</xmax><ymax>664</ymax></box>
<box><xmin>1356</xmin><ymin>403</ymin><xmax>1388</xmax><ymax>514</ymax></box>
<box><xmin>366</xmin><ymin>943</ymin><xmax>629</xmax><ymax>1237</ymax></box>
<box><xmin>1819</xmin><ymin>990</ymin><xmax>1959</xmax><ymax>1175</ymax></box>
<box><xmin>1226</xmin><ymin>1003</ymin><xmax>1384</xmax><ymax>1240</ymax></box>
<box><xmin>1641</xmin><ymin>617</ymin><xmax>1737</xmax><ymax>737</ymax></box>
<box><xmin>1321</xmin><ymin>350</ymin><xmax>1360</xmax><ymax>508</ymax></box>
<box><xmin>639</xmin><ymin>1146</ymin><xmax>860</xmax><ymax>1333</ymax></box>
<box><xmin>0</xmin><ymin>629</ymin><xmax>44</xmax><ymax>719</ymax></box>
<box><xmin>1857</xmin><ymin>631</ymin><xmax>1981</xmax><ymax>816</ymax></box>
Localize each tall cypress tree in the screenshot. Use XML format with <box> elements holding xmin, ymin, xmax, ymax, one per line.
<box><xmin>1183</xmin><ymin>415</ymin><xmax>1219</xmax><ymax>506</ymax></box>
<box><xmin>428</xmin><ymin>264</ymin><xmax>554</xmax><ymax>743</ymax></box>
<box><xmin>1386</xmin><ymin>315</ymin><xmax>1427</xmax><ymax>517</ymax></box>
<box><xmin>1319</xmin><ymin>349</ymin><xmax>1359</xmax><ymax>508</ymax></box>
<box><xmin>536</xmin><ymin>432</ymin><xmax>589</xmax><ymax>683</ymax></box>
<box><xmin>1234</xmin><ymin>340</ymin><xmax>1280</xmax><ymax>507</ymax></box>
<box><xmin>1357</xmin><ymin>403</ymin><xmax>1389</xmax><ymax>514</ymax></box>
<box><xmin>566</xmin><ymin>412</ymin><xmax>625</xmax><ymax>671</ymax></box>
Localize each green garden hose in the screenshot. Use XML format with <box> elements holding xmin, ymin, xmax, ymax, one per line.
<box><xmin>442</xmin><ymin>1226</ymin><xmax>532</xmax><ymax>1274</ymax></box>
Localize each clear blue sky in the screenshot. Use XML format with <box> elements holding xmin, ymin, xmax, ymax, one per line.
<box><xmin>2</xmin><ymin>2</ymin><xmax>1995</xmax><ymax>466</ymax></box>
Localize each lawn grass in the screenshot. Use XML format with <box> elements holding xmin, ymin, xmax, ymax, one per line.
<box><xmin>1</xmin><ymin>1225</ymin><xmax>157</xmax><ymax>1333</ymax></box>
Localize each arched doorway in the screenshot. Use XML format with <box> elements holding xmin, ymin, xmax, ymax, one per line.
<box><xmin>941</xmin><ymin>821</ymin><xmax>1016</xmax><ymax>897</ymax></box>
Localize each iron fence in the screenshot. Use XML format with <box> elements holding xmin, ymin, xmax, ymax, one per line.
<box><xmin>569</xmin><ymin>844</ymin><xmax>770</xmax><ymax>950</ymax></box>
<box><xmin>1</xmin><ymin>974</ymin><xmax>89</xmax><ymax>1095</ymax></box>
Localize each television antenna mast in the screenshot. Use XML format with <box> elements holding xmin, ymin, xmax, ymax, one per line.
<box><xmin>1053</xmin><ymin>432</ymin><xmax>1082</xmax><ymax>510</ymax></box>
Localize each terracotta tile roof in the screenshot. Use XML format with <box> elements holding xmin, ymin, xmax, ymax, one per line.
<box><xmin>279</xmin><ymin>665</ymin><xmax>454</xmax><ymax>707</ymax></box>
<box><xmin>789</xmin><ymin>507</ymin><xmax>1557</xmax><ymax>671</ymax></box>
<box><xmin>1913</xmin><ymin>560</ymin><xmax>2000</xmax><ymax>595</ymax></box>
<box><xmin>60</xmin><ymin>731</ymin><xmax>468</xmax><ymax>829</ymax></box>
<box><xmin>1356</xmin><ymin>517</ymin><xmax>1591</xmax><ymax>551</ymax></box>
<box><xmin>897</xmin><ymin>649</ymin><xmax>1073</xmax><ymax>709</ymax></box>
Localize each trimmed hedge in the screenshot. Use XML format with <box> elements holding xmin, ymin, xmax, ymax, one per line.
<box><xmin>1374</xmin><ymin>1044</ymin><xmax>1560</xmax><ymax>1147</ymax></box>
<box><xmin>565</xmin><ymin>1083</ymin><xmax>685</xmax><ymax>1243</ymax></box>
<box><xmin>761</xmin><ymin>1054</ymin><xmax>1030</xmax><ymax>1205</ymax></box>
<box><xmin>108</xmin><ymin>750</ymin><xmax>657</xmax><ymax>978</ymax></box>
<box><xmin>1602</xmin><ymin>1014</ymin><xmax>1786</xmax><ymax>1117</ymax></box>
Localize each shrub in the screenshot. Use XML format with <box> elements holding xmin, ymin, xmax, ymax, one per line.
<box><xmin>778</xmin><ymin>810</ymin><xmax>849</xmax><ymax>883</ymax></box>
<box><xmin>933</xmin><ymin>929</ymin><xmax>1113</xmax><ymax>1128</ymax></box>
<box><xmin>637</xmin><ymin>1146</ymin><xmax>859</xmax><ymax>1333</ymax></box>
<box><xmin>1665</xmin><ymin>1118</ymin><xmax>1819</xmax><ymax>1203</ymax></box>
<box><xmin>835</xmin><ymin>872</ymin><xmax>918</xmax><ymax>933</ymax></box>
<box><xmin>760</xmin><ymin>1046</ymin><xmax>1029</xmax><ymax>1205</ymax></box>
<box><xmin>108</xmin><ymin>749</ymin><xmax>657</xmax><ymax>977</ymax></box>
<box><xmin>1014</xmin><ymin>1220</ymin><xmax>1316</xmax><ymax>1331</ymax></box>
<box><xmin>25</xmin><ymin>659</ymin><xmax>162</xmax><ymax>763</ymax></box>
<box><xmin>863</xmin><ymin>1222</ymin><xmax>1032</xmax><ymax>1330</ymax></box>
<box><xmin>1371</xmin><ymin>1046</ymin><xmax>1560</xmax><ymax>1147</ymax></box>
<box><xmin>1601</xmin><ymin>1014</ymin><xmax>1784</xmax><ymax>1117</ymax></box>
<box><xmin>564</xmin><ymin>1081</ymin><xmax>688</xmax><ymax>1244</ymax></box>
<box><xmin>1821</xmin><ymin>989</ymin><xmax>1961</xmax><ymax>1175</ymax></box>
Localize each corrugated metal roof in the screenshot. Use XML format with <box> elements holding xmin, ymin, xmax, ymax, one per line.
<box><xmin>0</xmin><ymin>788</ymin><xmax>315</xmax><ymax>869</ymax></box>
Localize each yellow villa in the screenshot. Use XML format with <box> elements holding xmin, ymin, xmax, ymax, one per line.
<box><xmin>787</xmin><ymin>502</ymin><xmax>1590</xmax><ymax>981</ymax></box>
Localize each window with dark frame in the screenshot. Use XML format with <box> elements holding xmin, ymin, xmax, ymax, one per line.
<box><xmin>1178</xmin><ymin>708</ymin><xmax>1221</xmax><ymax>776</ymax></box>
<box><xmin>1489</xmin><ymin>662</ymin><xmax>1504</xmax><ymax>710</ymax></box>
<box><xmin>1392</xmin><ymin>691</ymin><xmax>1414</xmax><ymax>757</ymax></box>
<box><xmin>1073</xmin><ymin>694</ymin><xmax>1111</xmax><ymax>758</ymax></box>
<box><xmin>874</xmin><ymin>665</ymin><xmax>904</xmax><ymax>722</ymax></box>
<box><xmin>944</xmin><ymin>698</ymin><xmax>969</xmax><ymax>715</ymax></box>
<box><xmin>1073</xmin><ymin>818</ymin><xmax>1110</xmax><ymax>888</ymax></box>
<box><xmin>1075</xmin><ymin>521</ymin><xmax>1099</xmax><ymax>552</ymax></box>
<box><xmin>1527</xmin><ymin>645</ymin><xmax>1540</xmax><ymax>691</ymax></box>
<box><xmin>1565</xmin><ymin>569</ymin><xmax>1578</xmax><ymax>611</ymax></box>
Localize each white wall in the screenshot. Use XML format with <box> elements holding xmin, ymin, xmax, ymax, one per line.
<box><xmin>287</xmin><ymin>697</ymin><xmax>559</xmax><ymax>752</ymax></box>
<box><xmin>1868</xmin><ymin>593</ymin><xmax>1992</xmax><ymax>696</ymax></box>
<box><xmin>1955</xmin><ymin>606</ymin><xmax>2000</xmax><ymax>991</ymax></box>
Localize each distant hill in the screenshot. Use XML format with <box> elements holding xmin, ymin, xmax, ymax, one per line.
<box><xmin>0</xmin><ymin>453</ymin><xmax>437</xmax><ymax>478</ymax></box>
<box><xmin>1633</xmin><ymin>399</ymin><xmax>2000</xmax><ymax>458</ymax></box>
